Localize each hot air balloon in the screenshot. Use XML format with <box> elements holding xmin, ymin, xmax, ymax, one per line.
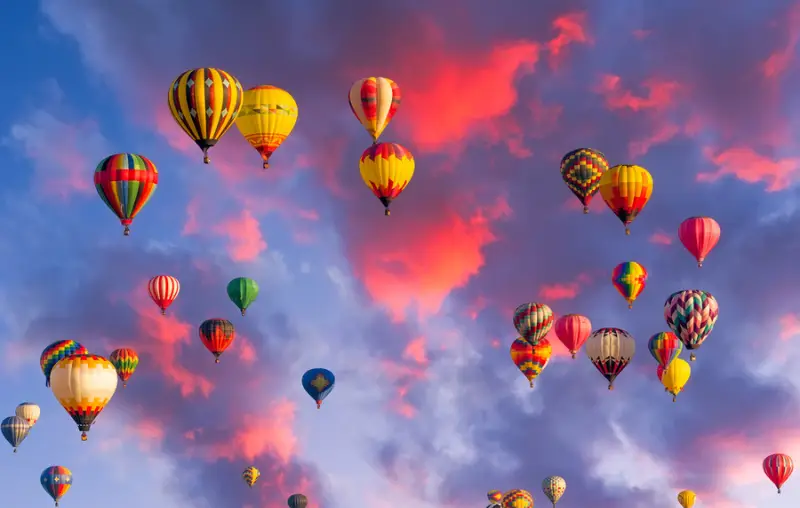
<box><xmin>647</xmin><ymin>332</ymin><xmax>683</xmax><ymax>369</ymax></box>
<box><xmin>167</xmin><ymin>67</ymin><xmax>244</xmax><ymax>164</ymax></box>
<box><xmin>109</xmin><ymin>348</ymin><xmax>139</xmax><ymax>387</ymax></box>
<box><xmin>656</xmin><ymin>365</ymin><xmax>667</xmax><ymax>391</ymax></box>
<box><xmin>359</xmin><ymin>142</ymin><xmax>415</xmax><ymax>216</ymax></box>
<box><xmin>661</xmin><ymin>358</ymin><xmax>691</xmax><ymax>402</ymax></box>
<box><xmin>560</xmin><ymin>148</ymin><xmax>609</xmax><ymax>213</ymax></box>
<box><xmin>49</xmin><ymin>354</ymin><xmax>118</xmax><ymax>441</ymax></box>
<box><xmin>94</xmin><ymin>153</ymin><xmax>158</xmax><ymax>235</ymax></box>
<box><xmin>15</xmin><ymin>402</ymin><xmax>40</xmax><ymax>427</ymax></box>
<box><xmin>664</xmin><ymin>290</ymin><xmax>719</xmax><ymax>361</ymax></box>
<box><xmin>41</xmin><ymin>466</ymin><xmax>72</xmax><ymax>507</ymax></box>
<box><xmin>513</xmin><ymin>303</ymin><xmax>554</xmax><ymax>346</ymax></box>
<box><xmin>677</xmin><ymin>490</ymin><xmax>696</xmax><ymax>508</ymax></box>
<box><xmin>554</xmin><ymin>314</ymin><xmax>591</xmax><ymax>359</ymax></box>
<box><xmin>501</xmin><ymin>489</ymin><xmax>534</xmax><ymax>508</ymax></box>
<box><xmin>611</xmin><ymin>261</ymin><xmax>647</xmax><ymax>308</ymax></box>
<box><xmin>598</xmin><ymin>164</ymin><xmax>653</xmax><ymax>234</ymax></box>
<box><xmin>199</xmin><ymin>318</ymin><xmax>235</xmax><ymax>363</ymax></box>
<box><xmin>585</xmin><ymin>328</ymin><xmax>636</xmax><ymax>390</ymax></box>
<box><xmin>40</xmin><ymin>340</ymin><xmax>88</xmax><ymax>387</ymax></box>
<box><xmin>288</xmin><ymin>493</ymin><xmax>308</xmax><ymax>508</ymax></box>
<box><xmin>542</xmin><ymin>475</ymin><xmax>566</xmax><ymax>506</ymax></box>
<box><xmin>148</xmin><ymin>275</ymin><xmax>180</xmax><ymax>315</ymax></box>
<box><xmin>242</xmin><ymin>466</ymin><xmax>260</xmax><ymax>488</ymax></box>
<box><xmin>510</xmin><ymin>338</ymin><xmax>552</xmax><ymax>388</ymax></box>
<box><xmin>679</xmin><ymin>217</ymin><xmax>720</xmax><ymax>267</ymax></box>
<box><xmin>234</xmin><ymin>85</ymin><xmax>298</xmax><ymax>169</ymax></box>
<box><xmin>348</xmin><ymin>77</ymin><xmax>401</xmax><ymax>143</ymax></box>
<box><xmin>488</xmin><ymin>490</ymin><xmax>503</xmax><ymax>507</ymax></box>
<box><xmin>764</xmin><ymin>453</ymin><xmax>793</xmax><ymax>493</ymax></box>
<box><xmin>227</xmin><ymin>277</ymin><xmax>259</xmax><ymax>316</ymax></box>
<box><xmin>1</xmin><ymin>416</ymin><xmax>30</xmax><ymax>452</ymax></box>
<box><xmin>302</xmin><ymin>368</ymin><xmax>335</xmax><ymax>409</ymax></box>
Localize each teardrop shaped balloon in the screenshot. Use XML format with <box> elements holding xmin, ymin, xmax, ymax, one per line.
<box><xmin>1</xmin><ymin>416</ymin><xmax>30</xmax><ymax>452</ymax></box>
<box><xmin>49</xmin><ymin>354</ymin><xmax>118</xmax><ymax>440</ymax></box>
<box><xmin>359</xmin><ymin>142</ymin><xmax>415</xmax><ymax>216</ymax></box>
<box><xmin>764</xmin><ymin>453</ymin><xmax>793</xmax><ymax>493</ymax></box>
<box><xmin>109</xmin><ymin>348</ymin><xmax>139</xmax><ymax>387</ymax></box>
<box><xmin>560</xmin><ymin>148</ymin><xmax>609</xmax><ymax>213</ymax></box>
<box><xmin>235</xmin><ymin>85</ymin><xmax>298</xmax><ymax>169</ymax></box>
<box><xmin>41</xmin><ymin>466</ymin><xmax>72</xmax><ymax>507</ymax></box>
<box><xmin>501</xmin><ymin>489</ymin><xmax>534</xmax><ymax>508</ymax></box>
<box><xmin>487</xmin><ymin>490</ymin><xmax>503</xmax><ymax>504</ymax></box>
<box><xmin>664</xmin><ymin>290</ymin><xmax>719</xmax><ymax>361</ymax></box>
<box><xmin>647</xmin><ymin>332</ymin><xmax>682</xmax><ymax>369</ymax></box>
<box><xmin>242</xmin><ymin>466</ymin><xmax>260</xmax><ymax>488</ymax></box>
<box><xmin>611</xmin><ymin>261</ymin><xmax>647</xmax><ymax>309</ymax></box>
<box><xmin>167</xmin><ymin>68</ymin><xmax>244</xmax><ymax>164</ymax></box>
<box><xmin>554</xmin><ymin>314</ymin><xmax>591</xmax><ymax>359</ymax></box>
<box><xmin>585</xmin><ymin>328</ymin><xmax>635</xmax><ymax>390</ymax></box>
<box><xmin>94</xmin><ymin>153</ymin><xmax>158</xmax><ymax>235</ymax></box>
<box><xmin>40</xmin><ymin>341</ymin><xmax>88</xmax><ymax>387</ymax></box>
<box><xmin>199</xmin><ymin>318</ymin><xmax>236</xmax><ymax>363</ymax></box>
<box><xmin>302</xmin><ymin>368</ymin><xmax>335</xmax><ymax>409</ymax></box>
<box><xmin>677</xmin><ymin>489</ymin><xmax>696</xmax><ymax>508</ymax></box>
<box><xmin>661</xmin><ymin>357</ymin><xmax>691</xmax><ymax>402</ymax></box>
<box><xmin>148</xmin><ymin>275</ymin><xmax>180</xmax><ymax>315</ymax></box>
<box><xmin>348</xmin><ymin>77</ymin><xmax>401</xmax><ymax>142</ymax></box>
<box><xmin>510</xmin><ymin>338</ymin><xmax>551</xmax><ymax>388</ymax></box>
<box><xmin>542</xmin><ymin>475</ymin><xmax>566</xmax><ymax>505</ymax></box>
<box><xmin>227</xmin><ymin>277</ymin><xmax>259</xmax><ymax>316</ymax></box>
<box><xmin>513</xmin><ymin>302</ymin><xmax>554</xmax><ymax>346</ymax></box>
<box><xmin>288</xmin><ymin>493</ymin><xmax>308</xmax><ymax>508</ymax></box>
<box><xmin>678</xmin><ymin>216</ymin><xmax>720</xmax><ymax>267</ymax></box>
<box><xmin>15</xmin><ymin>402</ymin><xmax>40</xmax><ymax>427</ymax></box>
<box><xmin>598</xmin><ymin>164</ymin><xmax>653</xmax><ymax>234</ymax></box>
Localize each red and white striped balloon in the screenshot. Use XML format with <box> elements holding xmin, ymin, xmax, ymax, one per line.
<box><xmin>764</xmin><ymin>453</ymin><xmax>794</xmax><ymax>494</ymax></box>
<box><xmin>147</xmin><ymin>275</ymin><xmax>180</xmax><ymax>315</ymax></box>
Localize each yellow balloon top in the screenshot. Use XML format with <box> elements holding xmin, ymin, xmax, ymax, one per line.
<box><xmin>677</xmin><ymin>489</ymin><xmax>696</xmax><ymax>507</ymax></box>
<box><xmin>662</xmin><ymin>358</ymin><xmax>691</xmax><ymax>402</ymax></box>
<box><xmin>235</xmin><ymin>85</ymin><xmax>298</xmax><ymax>169</ymax></box>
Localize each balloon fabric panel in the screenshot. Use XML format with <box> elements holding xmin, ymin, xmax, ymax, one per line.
<box><xmin>349</xmin><ymin>77</ymin><xmax>401</xmax><ymax>142</ymax></box>
<box><xmin>560</xmin><ymin>148</ymin><xmax>609</xmax><ymax>212</ymax></box>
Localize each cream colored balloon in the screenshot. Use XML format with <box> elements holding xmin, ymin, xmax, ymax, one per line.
<box><xmin>50</xmin><ymin>355</ymin><xmax>118</xmax><ymax>440</ymax></box>
<box><xmin>15</xmin><ymin>402</ymin><xmax>40</xmax><ymax>427</ymax></box>
<box><xmin>585</xmin><ymin>328</ymin><xmax>636</xmax><ymax>389</ymax></box>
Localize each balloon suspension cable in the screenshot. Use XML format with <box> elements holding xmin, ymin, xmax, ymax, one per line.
<box><xmin>123</xmin><ymin>226</ymin><xmax>130</xmax><ymax>236</ymax></box>
<box><xmin>161</xmin><ymin>308</ymin><xmax>166</xmax><ymax>315</ymax></box>
<box><xmin>583</xmin><ymin>206</ymin><xmax>589</xmax><ymax>214</ymax></box>
<box><xmin>81</xmin><ymin>432</ymin><xmax>88</xmax><ymax>441</ymax></box>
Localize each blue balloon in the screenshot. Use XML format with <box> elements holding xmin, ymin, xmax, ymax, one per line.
<box><xmin>301</xmin><ymin>368</ymin><xmax>335</xmax><ymax>408</ymax></box>
<box><xmin>1</xmin><ymin>416</ymin><xmax>30</xmax><ymax>452</ymax></box>
<box><xmin>41</xmin><ymin>465</ymin><xmax>73</xmax><ymax>505</ymax></box>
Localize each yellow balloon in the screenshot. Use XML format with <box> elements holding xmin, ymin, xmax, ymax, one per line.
<box><xmin>677</xmin><ymin>490</ymin><xmax>696</xmax><ymax>508</ymax></box>
<box><xmin>662</xmin><ymin>358</ymin><xmax>691</xmax><ymax>402</ymax></box>
<box><xmin>235</xmin><ymin>85</ymin><xmax>298</xmax><ymax>169</ymax></box>
<box><xmin>242</xmin><ymin>466</ymin><xmax>261</xmax><ymax>487</ymax></box>
<box><xmin>358</xmin><ymin>142</ymin><xmax>414</xmax><ymax>216</ymax></box>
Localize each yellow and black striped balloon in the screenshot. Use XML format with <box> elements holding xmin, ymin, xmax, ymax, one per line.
<box><xmin>242</xmin><ymin>466</ymin><xmax>260</xmax><ymax>488</ymax></box>
<box><xmin>167</xmin><ymin>68</ymin><xmax>244</xmax><ymax>164</ymax></box>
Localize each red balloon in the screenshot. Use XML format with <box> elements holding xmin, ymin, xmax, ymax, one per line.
<box><xmin>656</xmin><ymin>365</ymin><xmax>667</xmax><ymax>391</ymax></box>
<box><xmin>678</xmin><ymin>216</ymin><xmax>720</xmax><ymax>267</ymax></box>
<box><xmin>764</xmin><ymin>453</ymin><xmax>794</xmax><ymax>493</ymax></box>
<box><xmin>147</xmin><ymin>275</ymin><xmax>180</xmax><ymax>315</ymax></box>
<box><xmin>199</xmin><ymin>319</ymin><xmax>235</xmax><ymax>363</ymax></box>
<box><xmin>554</xmin><ymin>314</ymin><xmax>592</xmax><ymax>359</ymax></box>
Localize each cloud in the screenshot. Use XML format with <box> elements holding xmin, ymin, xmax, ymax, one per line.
<box><xmin>211</xmin><ymin>210</ymin><xmax>268</xmax><ymax>263</ymax></box>
<box><xmin>698</xmin><ymin>146</ymin><xmax>800</xmax><ymax>191</ymax></box>
<box><xmin>649</xmin><ymin>230</ymin><xmax>673</xmax><ymax>245</ymax></box>
<box><xmin>594</xmin><ymin>75</ymin><xmax>681</xmax><ymax>112</ymax></box>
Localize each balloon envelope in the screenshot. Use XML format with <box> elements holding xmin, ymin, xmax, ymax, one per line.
<box><xmin>302</xmin><ymin>368</ymin><xmax>335</xmax><ymax>408</ymax></box>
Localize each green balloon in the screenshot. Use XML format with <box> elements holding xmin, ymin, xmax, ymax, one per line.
<box><xmin>226</xmin><ymin>277</ymin><xmax>259</xmax><ymax>316</ymax></box>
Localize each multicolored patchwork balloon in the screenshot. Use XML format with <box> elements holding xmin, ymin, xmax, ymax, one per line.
<box><xmin>560</xmin><ymin>148</ymin><xmax>608</xmax><ymax>213</ymax></box>
<box><xmin>611</xmin><ymin>261</ymin><xmax>647</xmax><ymax>309</ymax></box>
<box><xmin>647</xmin><ymin>332</ymin><xmax>682</xmax><ymax>369</ymax></box>
<box><xmin>109</xmin><ymin>348</ymin><xmax>139</xmax><ymax>387</ymax></box>
<box><xmin>41</xmin><ymin>465</ymin><xmax>72</xmax><ymax>506</ymax></box>
<box><xmin>664</xmin><ymin>290</ymin><xmax>719</xmax><ymax>361</ymax></box>
<box><xmin>501</xmin><ymin>489</ymin><xmax>534</xmax><ymax>508</ymax></box>
<box><xmin>513</xmin><ymin>302</ymin><xmax>554</xmax><ymax>346</ymax></box>
<box><xmin>510</xmin><ymin>337</ymin><xmax>552</xmax><ymax>388</ymax></box>
<box><xmin>40</xmin><ymin>340</ymin><xmax>88</xmax><ymax>387</ymax></box>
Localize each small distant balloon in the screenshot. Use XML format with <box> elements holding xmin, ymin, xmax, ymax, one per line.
<box><xmin>148</xmin><ymin>275</ymin><xmax>180</xmax><ymax>315</ymax></box>
<box><xmin>41</xmin><ymin>465</ymin><xmax>72</xmax><ymax>507</ymax></box>
<box><xmin>288</xmin><ymin>493</ymin><xmax>308</xmax><ymax>508</ymax></box>
<box><xmin>542</xmin><ymin>475</ymin><xmax>567</xmax><ymax>506</ymax></box>
<box><xmin>199</xmin><ymin>318</ymin><xmax>236</xmax><ymax>363</ymax></box>
<box><xmin>611</xmin><ymin>261</ymin><xmax>647</xmax><ymax>309</ymax></box>
<box><xmin>501</xmin><ymin>489</ymin><xmax>534</xmax><ymax>508</ymax></box>
<box><xmin>1</xmin><ymin>416</ymin><xmax>31</xmax><ymax>452</ymax></box>
<box><xmin>677</xmin><ymin>489</ymin><xmax>696</xmax><ymax>508</ymax></box>
<box><xmin>302</xmin><ymin>368</ymin><xmax>335</xmax><ymax>409</ymax></box>
<box><xmin>227</xmin><ymin>277</ymin><xmax>259</xmax><ymax>316</ymax></box>
<box><xmin>513</xmin><ymin>302</ymin><xmax>554</xmax><ymax>346</ymax></box>
<box><xmin>15</xmin><ymin>402</ymin><xmax>40</xmax><ymax>427</ymax></box>
<box><xmin>109</xmin><ymin>348</ymin><xmax>139</xmax><ymax>387</ymax></box>
<box><xmin>554</xmin><ymin>314</ymin><xmax>592</xmax><ymax>359</ymax></box>
<box><xmin>348</xmin><ymin>77</ymin><xmax>401</xmax><ymax>143</ymax></box>
<box><xmin>678</xmin><ymin>216</ymin><xmax>720</xmax><ymax>267</ymax></box>
<box><xmin>599</xmin><ymin>164</ymin><xmax>653</xmax><ymax>234</ymax></box>
<box><xmin>764</xmin><ymin>453</ymin><xmax>794</xmax><ymax>494</ymax></box>
<box><xmin>560</xmin><ymin>148</ymin><xmax>608</xmax><ymax>213</ymax></box>
<box><xmin>242</xmin><ymin>466</ymin><xmax>260</xmax><ymax>488</ymax></box>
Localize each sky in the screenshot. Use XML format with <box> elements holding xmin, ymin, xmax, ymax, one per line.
<box><xmin>1</xmin><ymin>0</ymin><xmax>800</xmax><ymax>507</ymax></box>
